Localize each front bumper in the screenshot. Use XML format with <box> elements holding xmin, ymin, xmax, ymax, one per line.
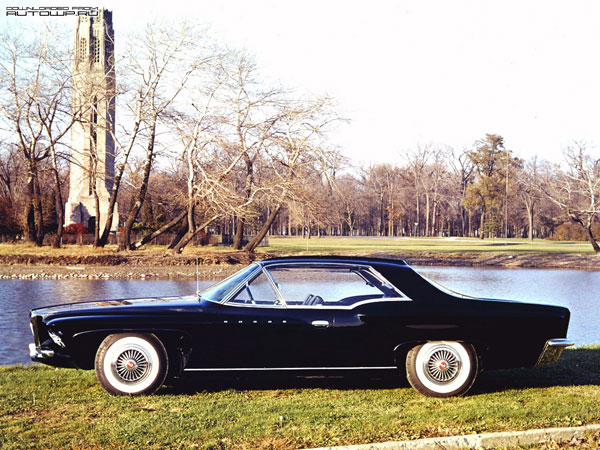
<box><xmin>29</xmin><ymin>343</ymin><xmax>54</xmax><ymax>361</ymax></box>
<box><xmin>536</xmin><ymin>338</ymin><xmax>574</xmax><ymax>366</ymax></box>
<box><xmin>29</xmin><ymin>343</ymin><xmax>74</xmax><ymax>367</ymax></box>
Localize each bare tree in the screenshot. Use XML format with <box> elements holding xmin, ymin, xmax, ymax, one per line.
<box><xmin>0</xmin><ymin>26</ymin><xmax>75</xmax><ymax>246</ymax></box>
<box><xmin>538</xmin><ymin>142</ymin><xmax>600</xmax><ymax>252</ymax></box>
<box><xmin>517</xmin><ymin>156</ymin><xmax>541</xmax><ymax>241</ymax></box>
<box><xmin>244</xmin><ymin>96</ymin><xmax>341</xmax><ymax>252</ymax></box>
<box><xmin>217</xmin><ymin>52</ymin><xmax>286</xmax><ymax>249</ymax></box>
<box><xmin>115</xmin><ymin>22</ymin><xmax>213</xmax><ymax>250</ymax></box>
<box><xmin>403</xmin><ymin>144</ymin><xmax>431</xmax><ymax>236</ymax></box>
<box><xmin>449</xmin><ymin>147</ymin><xmax>474</xmax><ymax>236</ymax></box>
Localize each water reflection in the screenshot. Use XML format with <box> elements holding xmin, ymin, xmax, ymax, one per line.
<box><xmin>0</xmin><ymin>280</ymin><xmax>211</xmax><ymax>365</ymax></box>
<box><xmin>416</xmin><ymin>266</ymin><xmax>599</xmax><ymax>348</ymax></box>
<box><xmin>1</xmin><ymin>266</ymin><xmax>598</xmax><ymax>366</ymax></box>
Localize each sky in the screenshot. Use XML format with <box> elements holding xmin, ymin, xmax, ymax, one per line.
<box><xmin>2</xmin><ymin>0</ymin><xmax>600</xmax><ymax>165</ymax></box>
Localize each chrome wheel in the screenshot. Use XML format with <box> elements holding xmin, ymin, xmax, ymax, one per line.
<box><xmin>423</xmin><ymin>345</ymin><xmax>461</xmax><ymax>384</ymax></box>
<box><xmin>113</xmin><ymin>346</ymin><xmax>151</xmax><ymax>383</ymax></box>
<box><xmin>95</xmin><ymin>333</ymin><xmax>168</xmax><ymax>396</ymax></box>
<box><xmin>406</xmin><ymin>341</ymin><xmax>477</xmax><ymax>397</ymax></box>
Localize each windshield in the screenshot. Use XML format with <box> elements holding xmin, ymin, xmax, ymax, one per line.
<box><xmin>198</xmin><ymin>264</ymin><xmax>259</xmax><ymax>303</ymax></box>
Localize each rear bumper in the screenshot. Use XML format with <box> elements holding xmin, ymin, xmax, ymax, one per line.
<box><xmin>536</xmin><ymin>338</ymin><xmax>574</xmax><ymax>366</ymax></box>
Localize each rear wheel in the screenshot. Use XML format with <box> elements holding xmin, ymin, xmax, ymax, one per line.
<box><xmin>95</xmin><ymin>333</ymin><xmax>168</xmax><ymax>396</ymax></box>
<box><xmin>406</xmin><ymin>341</ymin><xmax>477</xmax><ymax>397</ymax></box>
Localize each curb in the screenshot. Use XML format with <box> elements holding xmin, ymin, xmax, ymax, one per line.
<box><xmin>306</xmin><ymin>424</ymin><xmax>600</xmax><ymax>450</ymax></box>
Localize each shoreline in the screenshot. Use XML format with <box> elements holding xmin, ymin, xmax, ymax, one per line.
<box><xmin>0</xmin><ymin>251</ymin><xmax>598</xmax><ymax>279</ymax></box>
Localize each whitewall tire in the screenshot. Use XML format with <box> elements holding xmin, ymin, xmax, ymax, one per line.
<box><xmin>406</xmin><ymin>341</ymin><xmax>478</xmax><ymax>397</ymax></box>
<box><xmin>95</xmin><ymin>333</ymin><xmax>168</xmax><ymax>396</ymax></box>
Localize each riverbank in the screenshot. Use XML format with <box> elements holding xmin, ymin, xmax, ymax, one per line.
<box><xmin>0</xmin><ymin>248</ymin><xmax>599</xmax><ymax>279</ymax></box>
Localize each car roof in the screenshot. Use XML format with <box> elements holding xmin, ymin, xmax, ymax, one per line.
<box><xmin>257</xmin><ymin>255</ymin><xmax>409</xmax><ymax>267</ymax></box>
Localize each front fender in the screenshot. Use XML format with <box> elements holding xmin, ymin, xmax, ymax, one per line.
<box><xmin>68</xmin><ymin>328</ymin><xmax>193</xmax><ymax>370</ymax></box>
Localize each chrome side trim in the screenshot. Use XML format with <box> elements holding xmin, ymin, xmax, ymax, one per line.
<box><xmin>536</xmin><ymin>338</ymin><xmax>574</xmax><ymax>366</ymax></box>
<box><xmin>222</xmin><ymin>297</ymin><xmax>410</xmax><ymax>310</ymax></box>
<box><xmin>184</xmin><ymin>366</ymin><xmax>397</xmax><ymax>372</ymax></box>
<box><xmin>29</xmin><ymin>343</ymin><xmax>54</xmax><ymax>359</ymax></box>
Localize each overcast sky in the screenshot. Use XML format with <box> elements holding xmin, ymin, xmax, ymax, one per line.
<box><xmin>3</xmin><ymin>0</ymin><xmax>600</xmax><ymax>165</ymax></box>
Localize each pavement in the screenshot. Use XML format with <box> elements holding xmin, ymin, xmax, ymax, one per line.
<box><xmin>307</xmin><ymin>424</ymin><xmax>600</xmax><ymax>450</ymax></box>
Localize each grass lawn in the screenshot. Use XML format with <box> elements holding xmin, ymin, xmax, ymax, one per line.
<box><xmin>0</xmin><ymin>236</ymin><xmax>595</xmax><ymax>258</ymax></box>
<box><xmin>263</xmin><ymin>236</ymin><xmax>595</xmax><ymax>255</ymax></box>
<box><xmin>1</xmin><ymin>347</ymin><xmax>599</xmax><ymax>450</ymax></box>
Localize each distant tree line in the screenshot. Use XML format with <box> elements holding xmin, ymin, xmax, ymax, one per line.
<box><xmin>1</xmin><ymin>23</ymin><xmax>599</xmax><ymax>253</ymax></box>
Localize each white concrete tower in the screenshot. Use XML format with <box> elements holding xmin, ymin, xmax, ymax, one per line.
<box><xmin>65</xmin><ymin>9</ymin><xmax>118</xmax><ymax>233</ymax></box>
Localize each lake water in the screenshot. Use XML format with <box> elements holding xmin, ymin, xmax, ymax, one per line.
<box><xmin>1</xmin><ymin>266</ymin><xmax>598</xmax><ymax>365</ymax></box>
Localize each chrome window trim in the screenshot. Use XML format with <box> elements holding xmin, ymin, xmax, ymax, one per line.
<box><xmin>262</xmin><ymin>267</ymin><xmax>288</xmax><ymax>307</ymax></box>
<box><xmin>368</xmin><ymin>266</ymin><xmax>410</xmax><ymax>299</ymax></box>
<box><xmin>222</xmin><ymin>261</ymin><xmax>413</xmax><ymax>309</ymax></box>
<box><xmin>222</xmin><ymin>266</ymin><xmax>286</xmax><ymax>308</ymax></box>
<box><xmin>219</xmin><ymin>265</ymin><xmax>262</xmax><ymax>304</ymax></box>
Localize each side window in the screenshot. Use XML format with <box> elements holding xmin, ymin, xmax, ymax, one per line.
<box><xmin>266</xmin><ymin>266</ymin><xmax>388</xmax><ymax>307</ymax></box>
<box><xmin>229</xmin><ymin>271</ymin><xmax>280</xmax><ymax>306</ymax></box>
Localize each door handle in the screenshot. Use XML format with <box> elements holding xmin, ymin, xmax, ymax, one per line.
<box><xmin>311</xmin><ymin>320</ymin><xmax>330</xmax><ymax>328</ymax></box>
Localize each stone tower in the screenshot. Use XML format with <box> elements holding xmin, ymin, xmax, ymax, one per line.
<box><xmin>65</xmin><ymin>9</ymin><xmax>118</xmax><ymax>233</ymax></box>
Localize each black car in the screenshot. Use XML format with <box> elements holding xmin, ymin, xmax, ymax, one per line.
<box><xmin>29</xmin><ymin>256</ymin><xmax>573</xmax><ymax>397</ymax></box>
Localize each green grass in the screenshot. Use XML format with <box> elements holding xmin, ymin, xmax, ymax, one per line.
<box><xmin>0</xmin><ymin>236</ymin><xmax>595</xmax><ymax>258</ymax></box>
<box><xmin>1</xmin><ymin>347</ymin><xmax>599</xmax><ymax>450</ymax></box>
<box><xmin>263</xmin><ymin>236</ymin><xmax>595</xmax><ymax>254</ymax></box>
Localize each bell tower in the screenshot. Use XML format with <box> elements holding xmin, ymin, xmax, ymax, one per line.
<box><xmin>65</xmin><ymin>9</ymin><xmax>118</xmax><ymax>233</ymax></box>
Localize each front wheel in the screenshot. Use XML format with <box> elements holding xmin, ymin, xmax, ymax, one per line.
<box><xmin>406</xmin><ymin>341</ymin><xmax>478</xmax><ymax>397</ymax></box>
<box><xmin>95</xmin><ymin>333</ymin><xmax>168</xmax><ymax>396</ymax></box>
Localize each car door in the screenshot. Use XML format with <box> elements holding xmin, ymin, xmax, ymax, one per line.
<box><xmin>191</xmin><ymin>268</ymin><xmax>334</xmax><ymax>369</ymax></box>
<box><xmin>264</xmin><ymin>264</ymin><xmax>379</xmax><ymax>367</ymax></box>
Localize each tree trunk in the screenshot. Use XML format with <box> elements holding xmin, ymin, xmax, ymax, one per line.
<box><xmin>479</xmin><ymin>209</ymin><xmax>485</xmax><ymax>239</ymax></box>
<box><xmin>50</xmin><ymin>154</ymin><xmax>64</xmax><ymax>249</ymax></box>
<box><xmin>425</xmin><ymin>193</ymin><xmax>430</xmax><ymax>237</ymax></box>
<box><xmin>168</xmin><ymin>222</ymin><xmax>189</xmax><ymax>249</ymax></box>
<box><xmin>25</xmin><ymin>173</ymin><xmax>36</xmax><ymax>242</ymax></box>
<box><xmin>120</xmin><ymin>122</ymin><xmax>156</xmax><ymax>250</ymax></box>
<box><xmin>170</xmin><ymin>203</ymin><xmax>198</xmax><ymax>254</ymax></box>
<box><xmin>133</xmin><ymin>210</ymin><xmax>187</xmax><ymax>249</ymax></box>
<box><xmin>173</xmin><ymin>215</ymin><xmax>219</xmax><ymax>254</ymax></box>
<box><xmin>92</xmin><ymin>183</ymin><xmax>100</xmax><ymax>247</ymax></box>
<box><xmin>232</xmin><ymin>216</ymin><xmax>245</xmax><ymax>249</ymax></box>
<box><xmin>585</xmin><ymin>224</ymin><xmax>600</xmax><ymax>253</ymax></box>
<box><xmin>233</xmin><ymin>153</ymin><xmax>253</xmax><ymax>250</ymax></box>
<box><xmin>415</xmin><ymin>193</ymin><xmax>420</xmax><ymax>237</ymax></box>
<box><xmin>245</xmin><ymin>204</ymin><xmax>282</xmax><ymax>252</ymax></box>
<box><xmin>98</xmin><ymin>119</ymin><xmax>142</xmax><ymax>247</ymax></box>
<box><xmin>526</xmin><ymin>202</ymin><xmax>534</xmax><ymax>241</ymax></box>
<box><xmin>32</xmin><ymin>170</ymin><xmax>45</xmax><ymax>246</ymax></box>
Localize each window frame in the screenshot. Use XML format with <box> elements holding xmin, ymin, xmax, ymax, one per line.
<box><xmin>223</xmin><ymin>262</ymin><xmax>412</xmax><ymax>309</ymax></box>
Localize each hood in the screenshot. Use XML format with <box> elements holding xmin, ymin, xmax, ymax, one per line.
<box><xmin>30</xmin><ymin>295</ymin><xmax>199</xmax><ymax>317</ymax></box>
